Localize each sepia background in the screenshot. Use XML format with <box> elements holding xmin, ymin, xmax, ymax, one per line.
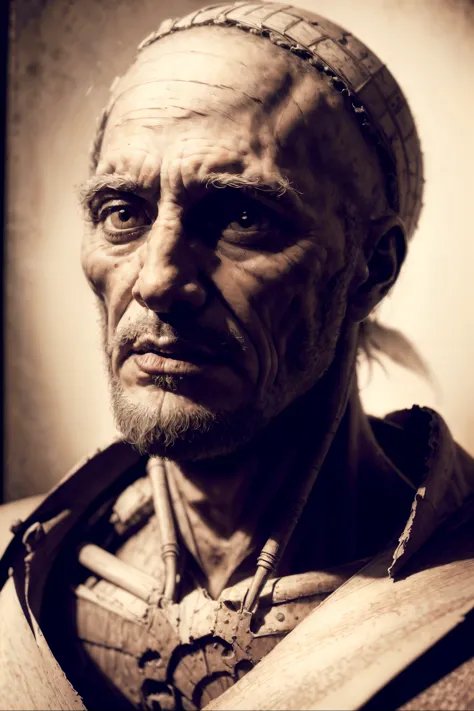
<box><xmin>5</xmin><ymin>0</ymin><xmax>474</xmax><ymax>501</ymax></box>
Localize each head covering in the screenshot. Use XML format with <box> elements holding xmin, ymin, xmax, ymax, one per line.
<box><xmin>91</xmin><ymin>1</ymin><xmax>424</xmax><ymax>240</ymax></box>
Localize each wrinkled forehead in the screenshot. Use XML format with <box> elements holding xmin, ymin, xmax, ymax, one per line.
<box><xmin>108</xmin><ymin>26</ymin><xmax>302</xmax><ymax>117</ymax></box>
<box><xmin>98</xmin><ymin>26</ymin><xmax>380</xmax><ymax>209</ymax></box>
<box><xmin>103</xmin><ymin>29</ymin><xmax>337</xmax><ymax>151</ymax></box>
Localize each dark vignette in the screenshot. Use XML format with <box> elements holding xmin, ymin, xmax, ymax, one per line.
<box><xmin>0</xmin><ymin>0</ymin><xmax>11</xmax><ymax>504</ymax></box>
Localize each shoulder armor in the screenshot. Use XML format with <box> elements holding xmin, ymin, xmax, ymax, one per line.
<box><xmin>0</xmin><ymin>495</ymin><xmax>45</xmax><ymax>559</ymax></box>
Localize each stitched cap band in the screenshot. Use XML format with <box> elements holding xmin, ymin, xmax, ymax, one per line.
<box><xmin>91</xmin><ymin>2</ymin><xmax>424</xmax><ymax>240</ymax></box>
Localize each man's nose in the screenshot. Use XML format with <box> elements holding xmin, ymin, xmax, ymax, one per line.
<box><xmin>132</xmin><ymin>218</ymin><xmax>207</xmax><ymax>315</ymax></box>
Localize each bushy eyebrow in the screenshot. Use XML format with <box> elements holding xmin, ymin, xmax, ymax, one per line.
<box><xmin>206</xmin><ymin>172</ymin><xmax>301</xmax><ymax>206</ymax></box>
<box><xmin>78</xmin><ymin>175</ymin><xmax>142</xmax><ymax>212</ymax></box>
<box><xmin>78</xmin><ymin>171</ymin><xmax>302</xmax><ymax>214</ymax></box>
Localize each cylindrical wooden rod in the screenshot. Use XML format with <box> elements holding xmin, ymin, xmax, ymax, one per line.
<box><xmin>77</xmin><ymin>543</ymin><xmax>158</xmax><ymax>603</ymax></box>
<box><xmin>147</xmin><ymin>457</ymin><xmax>179</xmax><ymax>602</ymax></box>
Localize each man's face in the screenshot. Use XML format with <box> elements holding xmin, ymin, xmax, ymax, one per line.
<box><xmin>81</xmin><ymin>27</ymin><xmax>377</xmax><ymax>459</ymax></box>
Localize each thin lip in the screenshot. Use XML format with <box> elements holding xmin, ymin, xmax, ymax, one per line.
<box><xmin>131</xmin><ymin>352</ymin><xmax>207</xmax><ymax>376</ymax></box>
<box><xmin>120</xmin><ymin>337</ymin><xmax>223</xmax><ymax>367</ymax></box>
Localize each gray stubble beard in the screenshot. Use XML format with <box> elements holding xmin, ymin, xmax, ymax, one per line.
<box><xmin>108</xmin><ymin>373</ymin><xmax>268</xmax><ymax>461</ymax></box>
<box><xmin>98</xmin><ymin>308</ymin><xmax>267</xmax><ymax>461</ymax></box>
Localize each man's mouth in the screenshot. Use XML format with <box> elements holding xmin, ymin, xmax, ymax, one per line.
<box><xmin>124</xmin><ymin>338</ymin><xmax>224</xmax><ymax>376</ymax></box>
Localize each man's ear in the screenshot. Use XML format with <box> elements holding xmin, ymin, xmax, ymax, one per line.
<box><xmin>348</xmin><ymin>215</ymin><xmax>407</xmax><ymax>323</ymax></box>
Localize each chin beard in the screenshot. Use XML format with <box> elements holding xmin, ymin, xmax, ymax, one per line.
<box><xmin>109</xmin><ymin>376</ymin><xmax>267</xmax><ymax>461</ymax></box>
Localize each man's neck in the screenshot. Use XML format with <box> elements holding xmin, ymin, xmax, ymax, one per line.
<box><xmin>163</xmin><ymin>326</ymin><xmax>395</xmax><ymax>595</ymax></box>
<box><xmin>167</xmin><ymin>325</ymin><xmax>359</xmax><ymax>534</ymax></box>
<box><xmin>167</xmin><ymin>391</ymin><xmax>323</xmax><ymax>539</ymax></box>
<box><xmin>167</xmin><ymin>384</ymin><xmax>393</xmax><ymax>596</ymax></box>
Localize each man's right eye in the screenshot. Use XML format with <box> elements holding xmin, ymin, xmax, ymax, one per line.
<box><xmin>96</xmin><ymin>200</ymin><xmax>153</xmax><ymax>242</ymax></box>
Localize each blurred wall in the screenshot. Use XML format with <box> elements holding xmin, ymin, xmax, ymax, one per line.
<box><xmin>5</xmin><ymin>0</ymin><xmax>474</xmax><ymax>500</ymax></box>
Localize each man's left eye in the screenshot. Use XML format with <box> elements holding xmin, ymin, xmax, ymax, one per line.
<box><xmin>212</xmin><ymin>197</ymin><xmax>276</xmax><ymax>245</ymax></box>
<box><xmin>227</xmin><ymin>206</ymin><xmax>261</xmax><ymax>231</ymax></box>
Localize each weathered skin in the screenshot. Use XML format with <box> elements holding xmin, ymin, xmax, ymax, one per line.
<box><xmin>81</xmin><ymin>26</ymin><xmax>401</xmax><ymax>423</ymax></box>
<box><xmin>80</xmin><ymin>26</ymin><xmax>405</xmax><ymax>595</ymax></box>
<box><xmin>2</xmin><ymin>11</ymin><xmax>474</xmax><ymax>711</ymax></box>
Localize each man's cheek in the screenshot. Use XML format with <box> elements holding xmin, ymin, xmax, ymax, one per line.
<box><xmin>274</xmin><ymin>289</ymin><xmax>321</xmax><ymax>361</ymax></box>
<box><xmin>255</xmin><ymin>250</ymin><xmax>324</xmax><ymax>333</ymax></box>
<box><xmin>253</xmin><ymin>254</ymin><xmax>328</xmax><ymax>384</ymax></box>
<box><xmin>82</xmin><ymin>242</ymin><xmax>138</xmax><ymax>302</ymax></box>
<box><xmin>81</xmin><ymin>242</ymin><xmax>108</xmax><ymax>298</ymax></box>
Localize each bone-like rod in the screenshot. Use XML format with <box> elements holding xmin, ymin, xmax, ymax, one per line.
<box><xmin>78</xmin><ymin>543</ymin><xmax>158</xmax><ymax>602</ymax></box>
<box><xmin>243</xmin><ymin>541</ymin><xmax>280</xmax><ymax>613</ymax></box>
<box><xmin>147</xmin><ymin>457</ymin><xmax>179</xmax><ymax>602</ymax></box>
<box><xmin>243</xmin><ymin>344</ymin><xmax>358</xmax><ymax>613</ymax></box>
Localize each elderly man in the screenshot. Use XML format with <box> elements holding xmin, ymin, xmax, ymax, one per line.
<box><xmin>1</xmin><ymin>2</ymin><xmax>474</xmax><ymax>710</ymax></box>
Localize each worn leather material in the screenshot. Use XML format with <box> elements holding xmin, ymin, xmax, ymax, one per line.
<box><xmin>2</xmin><ymin>408</ymin><xmax>474</xmax><ymax>709</ymax></box>
<box><xmin>205</xmin><ymin>517</ymin><xmax>474</xmax><ymax>710</ymax></box>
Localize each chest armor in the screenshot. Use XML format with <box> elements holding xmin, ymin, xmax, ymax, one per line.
<box><xmin>43</xmin><ymin>472</ymin><xmax>362</xmax><ymax>710</ymax></box>
<box><xmin>74</xmin><ymin>568</ymin><xmax>348</xmax><ymax>710</ymax></box>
